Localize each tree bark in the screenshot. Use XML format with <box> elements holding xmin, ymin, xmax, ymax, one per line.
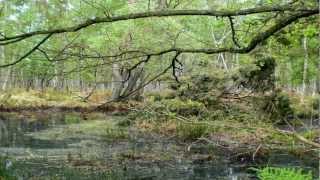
<box><xmin>157</xmin><ymin>0</ymin><xmax>167</xmax><ymax>9</ymax></box>
<box><xmin>122</xmin><ymin>63</ymin><xmax>145</xmax><ymax>99</ymax></box>
<box><xmin>111</xmin><ymin>63</ymin><xmax>124</xmax><ymax>101</ymax></box>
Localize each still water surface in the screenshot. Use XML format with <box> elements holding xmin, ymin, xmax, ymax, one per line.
<box><xmin>0</xmin><ymin>112</ymin><xmax>317</xmax><ymax>179</ymax></box>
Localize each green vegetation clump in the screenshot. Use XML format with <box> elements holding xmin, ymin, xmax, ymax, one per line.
<box><xmin>0</xmin><ymin>158</ymin><xmax>15</xmax><ymax>180</ymax></box>
<box><xmin>104</xmin><ymin>127</ymin><xmax>128</xmax><ymax>140</ymax></box>
<box><xmin>139</xmin><ymin>98</ymin><xmax>207</xmax><ymax>118</ymax></box>
<box><xmin>176</xmin><ymin>122</ymin><xmax>208</xmax><ymax>140</ymax></box>
<box><xmin>161</xmin><ymin>99</ymin><xmax>207</xmax><ymax>116</ymax></box>
<box><xmin>116</xmin><ymin>118</ymin><xmax>132</xmax><ymax>127</ymax></box>
<box><xmin>256</xmin><ymin>167</ymin><xmax>312</xmax><ymax>180</ymax></box>
<box><xmin>147</xmin><ymin>90</ymin><xmax>176</xmax><ymax>102</ymax></box>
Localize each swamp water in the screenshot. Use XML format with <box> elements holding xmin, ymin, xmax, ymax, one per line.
<box><xmin>0</xmin><ymin>112</ymin><xmax>317</xmax><ymax>179</ymax></box>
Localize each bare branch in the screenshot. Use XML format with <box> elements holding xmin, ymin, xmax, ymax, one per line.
<box><xmin>125</xmin><ymin>55</ymin><xmax>151</xmax><ymax>83</ymax></box>
<box><xmin>228</xmin><ymin>16</ymin><xmax>241</xmax><ymax>48</ymax></box>
<box><xmin>0</xmin><ymin>33</ymin><xmax>53</xmax><ymax>68</ymax></box>
<box><xmin>171</xmin><ymin>52</ymin><xmax>181</xmax><ymax>83</ymax></box>
<box><xmin>97</xmin><ymin>64</ymin><xmax>173</xmax><ymax>107</ymax></box>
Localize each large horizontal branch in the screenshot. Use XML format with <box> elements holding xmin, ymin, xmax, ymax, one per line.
<box><xmin>0</xmin><ymin>4</ymin><xmax>317</xmax><ymax>44</ymax></box>
<box><xmin>135</xmin><ymin>10</ymin><xmax>318</xmax><ymax>55</ymax></box>
<box><xmin>36</xmin><ymin>8</ymin><xmax>316</xmax><ymax>68</ymax></box>
<box><xmin>0</xmin><ymin>9</ymin><xmax>316</xmax><ymax>68</ymax></box>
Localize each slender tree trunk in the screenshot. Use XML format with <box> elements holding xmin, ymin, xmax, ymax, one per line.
<box><xmin>78</xmin><ymin>46</ymin><xmax>84</xmax><ymax>91</ymax></box>
<box><xmin>302</xmin><ymin>36</ymin><xmax>309</xmax><ymax>95</ymax></box>
<box><xmin>134</xmin><ymin>66</ymin><xmax>147</xmax><ymax>100</ymax></box>
<box><xmin>2</xmin><ymin>67</ymin><xmax>11</xmax><ymax>90</ymax></box>
<box><xmin>0</xmin><ymin>45</ymin><xmax>4</xmax><ymax>90</ymax></box>
<box><xmin>317</xmin><ymin>34</ymin><xmax>320</xmax><ymax>96</ymax></box>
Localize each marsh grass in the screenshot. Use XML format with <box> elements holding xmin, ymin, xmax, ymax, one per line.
<box><xmin>0</xmin><ymin>89</ymin><xmax>113</xmax><ymax>109</ymax></box>
<box><xmin>176</xmin><ymin>122</ymin><xmax>208</xmax><ymax>140</ymax></box>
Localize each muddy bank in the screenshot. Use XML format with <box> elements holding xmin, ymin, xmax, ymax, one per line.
<box><xmin>0</xmin><ymin>103</ymin><xmax>131</xmax><ymax>114</ymax></box>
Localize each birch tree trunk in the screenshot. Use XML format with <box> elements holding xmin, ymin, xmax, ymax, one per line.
<box><xmin>0</xmin><ymin>45</ymin><xmax>4</xmax><ymax>90</ymax></box>
<box><xmin>302</xmin><ymin>36</ymin><xmax>309</xmax><ymax>95</ymax></box>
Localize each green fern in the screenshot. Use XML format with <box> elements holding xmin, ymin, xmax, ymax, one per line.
<box><xmin>255</xmin><ymin>167</ymin><xmax>312</xmax><ymax>180</ymax></box>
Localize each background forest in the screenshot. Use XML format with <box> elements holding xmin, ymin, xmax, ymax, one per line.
<box><xmin>0</xmin><ymin>0</ymin><xmax>318</xmax><ymax>95</ymax></box>
<box><xmin>0</xmin><ymin>0</ymin><xmax>319</xmax><ymax>179</ymax></box>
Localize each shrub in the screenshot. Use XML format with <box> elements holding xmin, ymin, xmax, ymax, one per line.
<box><xmin>256</xmin><ymin>167</ymin><xmax>312</xmax><ymax>180</ymax></box>
<box><xmin>234</xmin><ymin>56</ymin><xmax>276</xmax><ymax>92</ymax></box>
<box><xmin>174</xmin><ymin>71</ymin><xmax>230</xmax><ymax>106</ymax></box>
<box><xmin>258</xmin><ymin>90</ymin><xmax>293</xmax><ymax>123</ymax></box>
